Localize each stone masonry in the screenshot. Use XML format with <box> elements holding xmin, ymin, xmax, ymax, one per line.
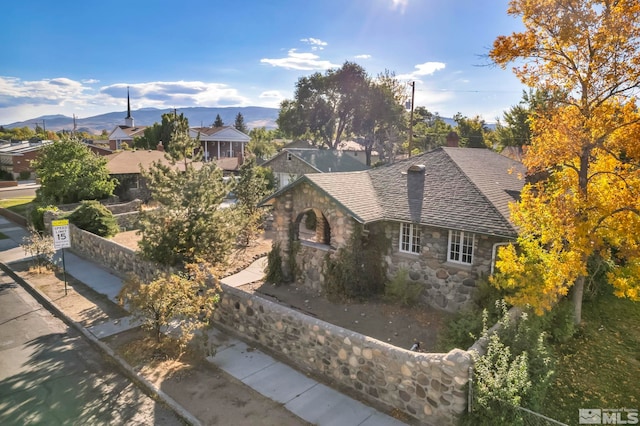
<box><xmin>64</xmin><ymin>223</ymin><xmax>472</xmax><ymax>425</ymax></box>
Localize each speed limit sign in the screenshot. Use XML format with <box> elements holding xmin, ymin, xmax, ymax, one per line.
<box><xmin>52</xmin><ymin>219</ymin><xmax>71</xmax><ymax>250</ymax></box>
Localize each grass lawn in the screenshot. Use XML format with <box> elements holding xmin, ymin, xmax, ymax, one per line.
<box><xmin>0</xmin><ymin>196</ymin><xmax>35</xmax><ymax>216</ymax></box>
<box><xmin>541</xmin><ymin>288</ymin><xmax>640</xmax><ymax>424</ymax></box>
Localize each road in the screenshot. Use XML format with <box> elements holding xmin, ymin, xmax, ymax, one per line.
<box><xmin>0</xmin><ymin>184</ymin><xmax>38</xmax><ymax>200</ymax></box>
<box><xmin>0</xmin><ymin>271</ymin><xmax>182</xmax><ymax>425</ymax></box>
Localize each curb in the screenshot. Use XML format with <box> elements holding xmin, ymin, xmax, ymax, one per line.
<box><xmin>0</xmin><ymin>262</ymin><xmax>202</xmax><ymax>426</ymax></box>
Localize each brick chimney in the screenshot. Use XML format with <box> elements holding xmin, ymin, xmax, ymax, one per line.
<box><xmin>446</xmin><ymin>131</ymin><xmax>459</xmax><ymax>147</ymax></box>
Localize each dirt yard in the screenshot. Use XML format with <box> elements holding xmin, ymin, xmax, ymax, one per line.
<box><xmin>110</xmin><ymin>229</ymin><xmax>451</xmax><ymax>351</ymax></box>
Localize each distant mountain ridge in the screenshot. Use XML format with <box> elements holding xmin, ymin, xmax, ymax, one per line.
<box><xmin>3</xmin><ymin>106</ymin><xmax>280</xmax><ymax>134</ymax></box>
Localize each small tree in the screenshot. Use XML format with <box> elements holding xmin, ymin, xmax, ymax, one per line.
<box><xmin>213</xmin><ymin>114</ymin><xmax>224</xmax><ymax>127</ymax></box>
<box><xmin>234</xmin><ymin>112</ymin><xmax>248</xmax><ymax>133</ymax></box>
<box><xmin>234</xmin><ymin>157</ymin><xmax>271</xmax><ymax>247</ymax></box>
<box><xmin>31</xmin><ymin>137</ymin><xmax>116</xmax><ymax>205</ymax></box>
<box><xmin>118</xmin><ymin>262</ymin><xmax>221</xmax><ymax>347</ymax></box>
<box><xmin>21</xmin><ymin>227</ymin><xmax>55</xmax><ymax>274</ymax></box>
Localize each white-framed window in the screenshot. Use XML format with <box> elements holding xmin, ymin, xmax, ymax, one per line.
<box><xmin>399</xmin><ymin>223</ymin><xmax>421</xmax><ymax>254</ymax></box>
<box><xmin>448</xmin><ymin>230</ymin><xmax>475</xmax><ymax>265</ymax></box>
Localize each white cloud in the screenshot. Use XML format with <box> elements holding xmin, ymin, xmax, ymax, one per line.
<box><xmin>391</xmin><ymin>0</ymin><xmax>408</xmax><ymax>13</ymax></box>
<box><xmin>0</xmin><ymin>76</ymin><xmax>256</xmax><ymax>123</ymax></box>
<box><xmin>301</xmin><ymin>38</ymin><xmax>328</xmax><ymax>51</ymax></box>
<box><xmin>354</xmin><ymin>54</ymin><xmax>371</xmax><ymax>59</ymax></box>
<box><xmin>397</xmin><ymin>61</ymin><xmax>446</xmax><ymax>81</ymax></box>
<box><xmin>261</xmin><ymin>49</ymin><xmax>340</xmax><ymax>71</ymax></box>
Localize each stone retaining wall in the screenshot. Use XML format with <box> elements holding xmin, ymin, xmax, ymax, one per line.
<box><xmin>68</xmin><ymin>225</ymin><xmax>471</xmax><ymax>425</ymax></box>
<box><xmin>214</xmin><ymin>286</ymin><xmax>470</xmax><ymax>426</ymax></box>
<box><xmin>68</xmin><ymin>224</ymin><xmax>169</xmax><ymax>283</ymax></box>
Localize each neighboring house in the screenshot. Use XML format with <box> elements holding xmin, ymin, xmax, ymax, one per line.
<box><xmin>336</xmin><ymin>139</ymin><xmax>380</xmax><ymax>165</ymax></box>
<box><xmin>190</xmin><ymin>126</ymin><xmax>250</xmax><ymax>173</ymax></box>
<box><xmin>261</xmin><ymin>146</ymin><xmax>525</xmax><ymax>312</ymax></box>
<box><xmin>0</xmin><ymin>140</ymin><xmax>53</xmax><ymax>178</ymax></box>
<box><xmin>106</xmin><ymin>149</ymin><xmax>204</xmax><ymax>201</ymax></box>
<box><xmin>108</xmin><ymin>125</ymin><xmax>146</xmax><ymax>150</ymax></box>
<box><xmin>261</xmin><ymin>148</ymin><xmax>370</xmax><ymax>189</ymax></box>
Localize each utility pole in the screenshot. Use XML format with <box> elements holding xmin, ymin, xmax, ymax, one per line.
<box><xmin>408</xmin><ymin>81</ymin><xmax>415</xmax><ymax>157</ymax></box>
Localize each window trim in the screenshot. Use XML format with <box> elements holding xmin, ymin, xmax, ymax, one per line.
<box><xmin>447</xmin><ymin>230</ymin><xmax>475</xmax><ymax>265</ymax></box>
<box><xmin>399</xmin><ymin>222</ymin><xmax>421</xmax><ymax>254</ymax></box>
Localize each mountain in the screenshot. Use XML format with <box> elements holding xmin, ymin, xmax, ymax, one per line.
<box><xmin>3</xmin><ymin>106</ymin><xmax>280</xmax><ymax>134</ymax></box>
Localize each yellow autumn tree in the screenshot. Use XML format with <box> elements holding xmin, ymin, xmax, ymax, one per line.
<box><xmin>490</xmin><ymin>0</ymin><xmax>640</xmax><ymax>323</ymax></box>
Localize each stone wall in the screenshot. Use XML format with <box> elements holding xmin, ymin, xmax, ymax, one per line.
<box><xmin>268</xmin><ymin>182</ymin><xmax>513</xmax><ymax>312</ymax></box>
<box><xmin>214</xmin><ymin>285</ymin><xmax>471</xmax><ymax>426</ymax></box>
<box><xmin>66</xmin><ymin>226</ymin><xmax>471</xmax><ymax>425</ymax></box>
<box><xmin>384</xmin><ymin>222</ymin><xmax>505</xmax><ymax>312</ymax></box>
<box><xmin>68</xmin><ymin>224</ymin><xmax>169</xmax><ymax>283</ymax></box>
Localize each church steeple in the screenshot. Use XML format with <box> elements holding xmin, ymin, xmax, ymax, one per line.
<box><xmin>124</xmin><ymin>86</ymin><xmax>134</xmax><ymax>127</ymax></box>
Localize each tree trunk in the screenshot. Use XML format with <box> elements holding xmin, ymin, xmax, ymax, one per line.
<box><xmin>572</xmin><ymin>275</ymin><xmax>585</xmax><ymax>325</ymax></box>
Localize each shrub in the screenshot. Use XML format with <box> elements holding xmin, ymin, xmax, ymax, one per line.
<box><xmin>465</xmin><ymin>301</ymin><xmax>555</xmax><ymax>425</ymax></box>
<box><xmin>21</xmin><ymin>226</ymin><xmax>55</xmax><ymax>273</ymax></box>
<box><xmin>384</xmin><ymin>268</ymin><xmax>423</xmax><ymax>306</ymax></box>
<box><xmin>18</xmin><ymin>171</ymin><xmax>31</xmax><ymax>180</ymax></box>
<box><xmin>304</xmin><ymin>211</ymin><xmax>317</xmax><ymax>230</ymax></box>
<box><xmin>0</xmin><ymin>170</ymin><xmax>14</xmax><ymax>181</ymax></box>
<box><xmin>67</xmin><ymin>200</ymin><xmax>119</xmax><ymax>237</ymax></box>
<box><xmin>264</xmin><ymin>242</ymin><xmax>284</xmax><ymax>285</ymax></box>
<box><xmin>29</xmin><ymin>204</ymin><xmax>59</xmax><ymax>232</ymax></box>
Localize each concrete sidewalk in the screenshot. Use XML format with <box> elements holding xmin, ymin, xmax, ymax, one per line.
<box><xmin>0</xmin><ymin>216</ymin><xmax>407</xmax><ymax>426</ymax></box>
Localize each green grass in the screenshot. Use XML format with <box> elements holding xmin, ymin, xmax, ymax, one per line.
<box><xmin>0</xmin><ymin>196</ymin><xmax>35</xmax><ymax>216</ymax></box>
<box><xmin>0</xmin><ymin>232</ymin><xmax>8</xmax><ymax>239</ymax></box>
<box><xmin>541</xmin><ymin>288</ymin><xmax>640</xmax><ymax>424</ymax></box>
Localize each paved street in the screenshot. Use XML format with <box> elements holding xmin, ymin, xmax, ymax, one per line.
<box><xmin>0</xmin><ymin>270</ymin><xmax>182</xmax><ymax>425</ymax></box>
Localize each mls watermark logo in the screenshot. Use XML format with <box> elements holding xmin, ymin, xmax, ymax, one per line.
<box><xmin>579</xmin><ymin>408</ymin><xmax>639</xmax><ymax>424</ymax></box>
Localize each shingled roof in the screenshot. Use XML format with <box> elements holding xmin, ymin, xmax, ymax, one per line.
<box><xmin>262</xmin><ymin>147</ymin><xmax>525</xmax><ymax>238</ymax></box>
<box><xmin>286</xmin><ymin>148</ymin><xmax>369</xmax><ymax>173</ymax></box>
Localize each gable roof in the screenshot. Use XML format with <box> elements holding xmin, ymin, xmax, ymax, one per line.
<box><xmin>108</xmin><ymin>125</ymin><xmax>147</xmax><ymax>140</ymax></box>
<box><xmin>190</xmin><ymin>126</ymin><xmax>250</xmax><ymax>142</ymax></box>
<box><xmin>105</xmin><ymin>150</ymin><xmax>203</xmax><ymax>174</ymax></box>
<box><xmin>262</xmin><ymin>147</ymin><xmax>525</xmax><ymax>238</ymax></box>
<box><xmin>262</xmin><ymin>148</ymin><xmax>369</xmax><ymax>173</ymax></box>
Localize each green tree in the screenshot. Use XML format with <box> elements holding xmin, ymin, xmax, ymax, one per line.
<box><xmin>234</xmin><ymin>112</ymin><xmax>248</xmax><ymax>133</ymax></box>
<box><xmin>138</xmin><ymin>133</ymin><xmax>237</xmax><ymax>267</ymax></box>
<box><xmin>118</xmin><ymin>262</ymin><xmax>221</xmax><ymax>344</ymax></box>
<box><xmin>234</xmin><ymin>157</ymin><xmax>271</xmax><ymax>246</ymax></box>
<box><xmin>350</xmin><ymin>70</ymin><xmax>407</xmax><ymax>165</ymax></box>
<box><xmin>277</xmin><ymin>61</ymin><xmax>371</xmax><ymax>149</ymax></box>
<box><xmin>213</xmin><ymin>114</ymin><xmax>224</xmax><ymax>127</ymax></box>
<box><xmin>32</xmin><ymin>137</ymin><xmax>116</xmax><ymax>204</ymax></box>
<box><xmin>411</xmin><ymin>107</ymin><xmax>453</xmax><ymax>153</ymax></box>
<box><xmin>453</xmin><ymin>113</ymin><xmax>491</xmax><ymax>148</ymax></box>
<box><xmin>247</xmin><ymin>127</ymin><xmax>277</xmax><ymax>160</ymax></box>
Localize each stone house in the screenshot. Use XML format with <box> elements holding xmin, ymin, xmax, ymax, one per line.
<box><xmin>261</xmin><ymin>148</ymin><xmax>369</xmax><ymax>189</ymax></box>
<box><xmin>261</xmin><ymin>146</ymin><xmax>525</xmax><ymax>312</ymax></box>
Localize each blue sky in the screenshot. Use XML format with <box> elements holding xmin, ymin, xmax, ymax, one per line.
<box><xmin>0</xmin><ymin>0</ymin><xmax>528</xmax><ymax>126</ymax></box>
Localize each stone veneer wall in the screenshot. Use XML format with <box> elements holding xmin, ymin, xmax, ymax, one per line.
<box><xmin>214</xmin><ymin>285</ymin><xmax>471</xmax><ymax>426</ymax></box>
<box><xmin>63</xmin><ymin>225</ymin><xmax>471</xmax><ymax>425</ymax></box>
<box><xmin>270</xmin><ymin>181</ymin><xmax>356</xmax><ymax>284</ymax></box>
<box><xmin>68</xmin><ymin>224</ymin><xmax>169</xmax><ymax>283</ymax></box>
<box><xmin>384</xmin><ymin>222</ymin><xmax>506</xmax><ymax>312</ymax></box>
<box><xmin>269</xmin><ymin>184</ymin><xmax>513</xmax><ymax>312</ymax></box>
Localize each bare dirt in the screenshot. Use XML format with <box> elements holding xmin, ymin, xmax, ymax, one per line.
<box><xmin>110</xmin><ymin>229</ymin><xmax>451</xmax><ymax>351</ymax></box>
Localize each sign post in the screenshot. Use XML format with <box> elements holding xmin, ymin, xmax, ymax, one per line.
<box><xmin>52</xmin><ymin>219</ymin><xmax>71</xmax><ymax>295</ymax></box>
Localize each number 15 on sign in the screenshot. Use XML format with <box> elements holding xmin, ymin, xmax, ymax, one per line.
<box><xmin>51</xmin><ymin>219</ymin><xmax>70</xmax><ymax>295</ymax></box>
<box><xmin>52</xmin><ymin>219</ymin><xmax>71</xmax><ymax>249</ymax></box>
